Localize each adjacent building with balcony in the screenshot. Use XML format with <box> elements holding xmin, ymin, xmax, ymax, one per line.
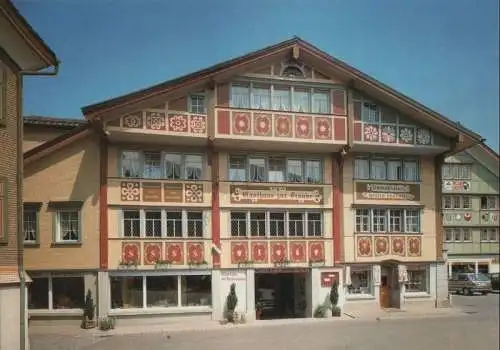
<box><xmin>76</xmin><ymin>37</ymin><xmax>480</xmax><ymax>322</ymax></box>
<box><xmin>0</xmin><ymin>1</ymin><xmax>59</xmax><ymax>348</ymax></box>
<box><xmin>442</xmin><ymin>144</ymin><xmax>499</xmax><ymax>275</ymax></box>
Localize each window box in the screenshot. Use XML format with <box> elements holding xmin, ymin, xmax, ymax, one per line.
<box><xmin>118</xmin><ymin>261</ymin><xmax>139</xmax><ymax>269</ymax></box>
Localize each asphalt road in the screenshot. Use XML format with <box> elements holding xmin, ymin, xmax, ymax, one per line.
<box><xmin>31</xmin><ymin>293</ymin><xmax>499</xmax><ymax>350</ymax></box>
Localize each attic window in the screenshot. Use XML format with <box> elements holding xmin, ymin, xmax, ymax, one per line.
<box><xmin>281</xmin><ymin>65</ymin><xmax>305</xmax><ymax>78</ymax></box>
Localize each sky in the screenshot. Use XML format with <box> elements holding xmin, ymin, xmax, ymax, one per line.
<box><xmin>16</xmin><ymin>0</ymin><xmax>500</xmax><ymax>151</ymax></box>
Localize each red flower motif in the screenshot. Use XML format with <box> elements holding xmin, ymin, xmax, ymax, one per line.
<box><xmin>315</xmin><ymin>118</ymin><xmax>331</xmax><ymax>139</ymax></box>
<box><xmin>375</xmin><ymin>237</ymin><xmax>389</xmax><ymax>255</ymax></box>
<box><xmin>290</xmin><ymin>243</ymin><xmax>306</xmax><ymax>262</ymax></box>
<box><xmin>254</xmin><ymin>114</ymin><xmax>271</xmax><ymax>135</ymax></box>
<box><xmin>275</xmin><ymin>116</ymin><xmax>291</xmax><ymax>137</ymax></box>
<box><xmin>251</xmin><ymin>243</ymin><xmax>267</xmax><ymax>262</ymax></box>
<box><xmin>166</xmin><ymin>244</ymin><xmax>183</xmax><ymax>264</ymax></box>
<box><xmin>296</xmin><ymin>117</ymin><xmax>311</xmax><ymax>138</ymax></box>
<box><xmin>144</xmin><ymin>244</ymin><xmax>162</xmax><ymax>265</ymax></box>
<box><xmin>392</xmin><ymin>238</ymin><xmax>404</xmax><ymax>255</ymax></box>
<box><xmin>231</xmin><ymin>243</ymin><xmax>248</xmax><ymax>263</ymax></box>
<box><xmin>271</xmin><ymin>243</ymin><xmax>287</xmax><ymax>262</ymax></box>
<box><xmin>309</xmin><ymin>242</ymin><xmax>324</xmax><ymax>261</ymax></box>
<box><xmin>408</xmin><ymin>238</ymin><xmax>421</xmax><ymax>256</ymax></box>
<box><xmin>122</xmin><ymin>243</ymin><xmax>140</xmax><ymax>263</ymax></box>
<box><xmin>357</xmin><ymin>238</ymin><xmax>372</xmax><ymax>256</ymax></box>
<box><xmin>187</xmin><ymin>243</ymin><xmax>203</xmax><ymax>263</ymax></box>
<box><xmin>233</xmin><ymin>113</ymin><xmax>250</xmax><ymax>134</ymax></box>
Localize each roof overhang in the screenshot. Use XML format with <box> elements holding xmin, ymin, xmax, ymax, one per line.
<box><xmin>465</xmin><ymin>143</ymin><xmax>500</xmax><ymax>178</ymax></box>
<box><xmin>0</xmin><ymin>0</ymin><xmax>58</xmax><ymax>72</ymax></box>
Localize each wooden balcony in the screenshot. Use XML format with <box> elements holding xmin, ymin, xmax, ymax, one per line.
<box><xmin>105</xmin><ymin>110</ymin><xmax>208</xmax><ymax>146</ymax></box>
<box><xmin>107</xmin><ymin>178</ymin><xmax>212</xmax><ymax>207</ymax></box>
<box><xmin>214</xmin><ymin>108</ymin><xmax>347</xmax><ymax>152</ymax></box>
<box><xmin>108</xmin><ymin>239</ymin><xmax>212</xmax><ymax>270</ymax></box>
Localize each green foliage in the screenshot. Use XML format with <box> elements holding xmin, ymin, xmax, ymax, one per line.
<box><xmin>226</xmin><ymin>283</ymin><xmax>238</xmax><ymax>322</ymax></box>
<box><xmin>313</xmin><ymin>305</ymin><xmax>329</xmax><ymax>318</ymax></box>
<box><xmin>98</xmin><ymin>317</ymin><xmax>116</xmax><ymax>331</ymax></box>
<box><xmin>329</xmin><ymin>281</ymin><xmax>339</xmax><ymax>307</ymax></box>
<box><xmin>83</xmin><ymin>289</ymin><xmax>95</xmax><ymax>321</ymax></box>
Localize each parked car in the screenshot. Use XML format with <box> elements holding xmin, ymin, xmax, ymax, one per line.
<box><xmin>489</xmin><ymin>273</ymin><xmax>500</xmax><ymax>291</ymax></box>
<box><xmin>448</xmin><ymin>273</ymin><xmax>492</xmax><ymax>295</ymax></box>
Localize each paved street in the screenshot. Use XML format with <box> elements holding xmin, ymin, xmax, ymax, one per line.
<box><xmin>31</xmin><ymin>293</ymin><xmax>499</xmax><ymax>350</ymax></box>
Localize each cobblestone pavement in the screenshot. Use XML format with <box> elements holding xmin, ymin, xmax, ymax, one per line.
<box><xmin>30</xmin><ymin>294</ymin><xmax>499</xmax><ymax>350</ymax></box>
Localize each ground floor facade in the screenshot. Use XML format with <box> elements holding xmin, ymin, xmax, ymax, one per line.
<box><xmin>25</xmin><ymin>261</ymin><xmax>450</xmax><ymax>325</ymax></box>
<box><xmin>447</xmin><ymin>255</ymin><xmax>500</xmax><ymax>276</ymax></box>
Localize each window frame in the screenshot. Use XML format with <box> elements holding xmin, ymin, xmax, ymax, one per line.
<box><xmin>120</xmin><ymin>150</ymin><xmax>205</xmax><ymax>180</ymax></box>
<box><xmin>23</xmin><ymin>202</ymin><xmax>42</xmax><ymax>245</ymax></box>
<box><xmin>120</xmin><ymin>208</ymin><xmax>206</xmax><ymax>239</ymax></box>
<box><xmin>445</xmin><ymin>228</ymin><xmax>472</xmax><ymax>243</ymax></box>
<box><xmin>28</xmin><ymin>272</ymin><xmax>86</xmax><ymax>311</ymax></box>
<box><xmin>354</xmin><ymin>207</ymin><xmax>421</xmax><ymax>234</ymax></box>
<box><xmin>480</xmin><ymin>228</ymin><xmax>499</xmax><ymax>242</ymax></box>
<box><xmin>441</xmin><ymin>164</ymin><xmax>472</xmax><ymax>180</ymax></box>
<box><xmin>229</xmin><ymin>210</ymin><xmax>323</xmax><ymax>238</ymax></box>
<box><xmin>189</xmin><ymin>94</ymin><xmax>206</xmax><ymax>114</ymax></box>
<box><xmin>346</xmin><ymin>265</ymin><xmax>373</xmax><ymax>297</ymax></box>
<box><xmin>442</xmin><ymin>195</ymin><xmax>472</xmax><ymax>210</ymax></box>
<box><xmin>229</xmin><ymin>81</ymin><xmax>333</xmax><ymax>115</ymax></box>
<box><xmin>404</xmin><ymin>265</ymin><xmax>430</xmax><ymax>295</ymax></box>
<box><xmin>353</xmin><ymin>155</ymin><xmax>420</xmax><ymax>182</ymax></box>
<box><xmin>228</xmin><ymin>154</ymin><xmax>323</xmax><ymax>184</ymax></box>
<box><xmin>52</xmin><ymin>204</ymin><xmax>83</xmax><ymax>245</ymax></box>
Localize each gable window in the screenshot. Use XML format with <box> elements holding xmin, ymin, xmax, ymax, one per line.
<box><xmin>228</xmin><ymin>154</ymin><xmax>322</xmax><ymax>183</ymax></box>
<box><xmin>190</xmin><ymin>95</ymin><xmax>206</xmax><ymax>114</ymax></box>
<box><xmin>354</xmin><ymin>155</ymin><xmax>419</xmax><ymax>181</ymax></box>
<box><xmin>55</xmin><ymin>209</ymin><xmax>81</xmax><ymax>243</ymax></box>
<box><xmin>121</xmin><ymin>151</ymin><xmax>203</xmax><ymax>180</ymax></box>
<box><xmin>121</xmin><ymin>209</ymin><xmax>205</xmax><ymax>238</ymax></box>
<box><xmin>354</xmin><ymin>208</ymin><xmax>421</xmax><ymax>233</ymax></box>
<box><xmin>23</xmin><ymin>203</ymin><xmax>42</xmax><ymax>245</ymax></box>
<box><xmin>442</xmin><ymin>164</ymin><xmax>471</xmax><ymax>180</ymax></box>
<box><xmin>230</xmin><ymin>211</ymin><xmax>322</xmax><ymax>237</ymax></box>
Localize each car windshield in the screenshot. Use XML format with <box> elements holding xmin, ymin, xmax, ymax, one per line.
<box><xmin>471</xmin><ymin>274</ymin><xmax>490</xmax><ymax>281</ymax></box>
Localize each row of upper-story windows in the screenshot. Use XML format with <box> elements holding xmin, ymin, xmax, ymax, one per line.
<box><xmin>354</xmin><ymin>156</ymin><xmax>420</xmax><ymax>182</ymax></box>
<box><xmin>230</xmin><ymin>211</ymin><xmax>323</xmax><ymax>238</ymax></box>
<box><xmin>442</xmin><ymin>195</ymin><xmax>499</xmax><ymax>210</ymax></box>
<box><xmin>442</xmin><ymin>164</ymin><xmax>471</xmax><ymax>180</ymax></box>
<box><xmin>230</xmin><ymin>82</ymin><xmax>333</xmax><ymax>114</ymax></box>
<box><xmin>355</xmin><ymin>208</ymin><xmax>421</xmax><ymax>233</ymax></box>
<box><xmin>444</xmin><ymin>228</ymin><xmax>499</xmax><ymax>243</ymax></box>
<box><xmin>23</xmin><ymin>205</ymin><xmax>81</xmax><ymax>245</ymax></box>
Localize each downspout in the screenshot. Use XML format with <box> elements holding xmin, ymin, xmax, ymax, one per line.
<box><xmin>18</xmin><ymin>63</ymin><xmax>59</xmax><ymax>350</ymax></box>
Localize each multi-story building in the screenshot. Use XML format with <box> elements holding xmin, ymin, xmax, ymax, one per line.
<box><xmin>442</xmin><ymin>144</ymin><xmax>499</xmax><ymax>275</ymax></box>
<box><xmin>0</xmin><ymin>1</ymin><xmax>59</xmax><ymax>348</ymax></box>
<box><xmin>24</xmin><ymin>38</ymin><xmax>482</xmax><ymax>325</ymax></box>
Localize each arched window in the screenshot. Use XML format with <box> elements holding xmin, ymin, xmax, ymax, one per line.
<box><xmin>281</xmin><ymin>65</ymin><xmax>305</xmax><ymax>78</ymax></box>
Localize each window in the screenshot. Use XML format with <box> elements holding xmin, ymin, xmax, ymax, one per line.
<box><xmin>121</xmin><ymin>209</ymin><xmax>205</xmax><ymax>238</ymax></box>
<box><xmin>229</xmin><ymin>211</ymin><xmax>323</xmax><ymax>237</ymax></box>
<box><xmin>55</xmin><ymin>209</ymin><xmax>80</xmax><ymax>243</ymax></box>
<box><xmin>442</xmin><ymin>164</ymin><xmax>471</xmax><ymax>180</ymax></box>
<box><xmin>442</xmin><ymin>195</ymin><xmax>471</xmax><ymax>209</ymax></box>
<box><xmin>405</xmin><ymin>266</ymin><xmax>428</xmax><ymax>293</ymax></box>
<box><xmin>354</xmin><ymin>208</ymin><xmax>421</xmax><ymax>233</ymax></box>
<box><xmin>121</xmin><ymin>151</ymin><xmax>203</xmax><ymax>180</ymax></box>
<box><xmin>111</xmin><ymin>274</ymin><xmax>211</xmax><ymax>309</ymax></box>
<box><xmin>445</xmin><ymin>228</ymin><xmax>472</xmax><ymax>242</ymax></box>
<box><xmin>361</xmin><ymin>101</ymin><xmax>380</xmax><ymax>123</ymax></box>
<box><xmin>481</xmin><ymin>228</ymin><xmax>499</xmax><ymax>242</ymax></box>
<box><xmin>23</xmin><ymin>203</ymin><xmax>40</xmax><ymax>244</ymax></box>
<box><xmin>347</xmin><ymin>267</ymin><xmax>372</xmax><ymax>295</ymax></box>
<box><xmin>228</xmin><ymin>155</ymin><xmax>322</xmax><ymax>183</ymax></box>
<box><xmin>480</xmin><ymin>196</ymin><xmax>498</xmax><ymax>210</ymax></box>
<box><xmin>190</xmin><ymin>95</ymin><xmax>206</xmax><ymax>114</ymax></box>
<box><xmin>354</xmin><ymin>156</ymin><xmax>419</xmax><ymax>181</ymax></box>
<box><xmin>230</xmin><ymin>83</ymin><xmax>332</xmax><ymax>114</ymax></box>
<box><xmin>28</xmin><ymin>274</ymin><xmax>85</xmax><ymax>310</ymax></box>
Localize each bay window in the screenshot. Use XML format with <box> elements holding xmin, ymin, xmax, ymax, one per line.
<box><xmin>111</xmin><ymin>274</ymin><xmax>211</xmax><ymax>309</ymax></box>
<box><xmin>230</xmin><ymin>211</ymin><xmax>323</xmax><ymax>237</ymax></box>
<box><xmin>121</xmin><ymin>209</ymin><xmax>206</xmax><ymax>238</ymax></box>
<box><xmin>354</xmin><ymin>155</ymin><xmax>419</xmax><ymax>181</ymax></box>
<box><xmin>354</xmin><ymin>208</ymin><xmax>421</xmax><ymax>233</ymax></box>
<box><xmin>228</xmin><ymin>154</ymin><xmax>322</xmax><ymax>183</ymax></box>
<box><xmin>121</xmin><ymin>151</ymin><xmax>203</xmax><ymax>180</ymax></box>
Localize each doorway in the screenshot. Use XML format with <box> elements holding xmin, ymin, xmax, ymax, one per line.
<box><xmin>255</xmin><ymin>271</ymin><xmax>307</xmax><ymax>320</ymax></box>
<box><xmin>379</xmin><ymin>262</ymin><xmax>401</xmax><ymax>309</ymax></box>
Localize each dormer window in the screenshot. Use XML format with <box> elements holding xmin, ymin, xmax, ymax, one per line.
<box><xmin>281</xmin><ymin>65</ymin><xmax>305</xmax><ymax>78</ymax></box>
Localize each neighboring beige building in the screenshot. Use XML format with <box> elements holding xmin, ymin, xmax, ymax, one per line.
<box><xmin>0</xmin><ymin>1</ymin><xmax>58</xmax><ymax>349</ymax></box>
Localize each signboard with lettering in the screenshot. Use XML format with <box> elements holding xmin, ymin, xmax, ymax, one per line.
<box><xmin>355</xmin><ymin>182</ymin><xmax>420</xmax><ymax>201</ymax></box>
<box><xmin>230</xmin><ymin>185</ymin><xmax>324</xmax><ymax>205</ymax></box>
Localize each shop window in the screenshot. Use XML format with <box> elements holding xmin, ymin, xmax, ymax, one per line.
<box><xmin>28</xmin><ymin>277</ymin><xmax>49</xmax><ymax>309</ymax></box>
<box><xmin>347</xmin><ymin>267</ymin><xmax>373</xmax><ymax>295</ymax></box>
<box><xmin>405</xmin><ymin>266</ymin><xmax>429</xmax><ymax>293</ymax></box>
<box><xmin>146</xmin><ymin>276</ymin><xmax>178</xmax><ymax>307</ymax></box>
<box><xmin>110</xmin><ymin>276</ymin><xmax>143</xmax><ymax>309</ymax></box>
<box><xmin>27</xmin><ymin>274</ymin><xmax>85</xmax><ymax>310</ymax></box>
<box><xmin>181</xmin><ymin>275</ymin><xmax>211</xmax><ymax>307</ymax></box>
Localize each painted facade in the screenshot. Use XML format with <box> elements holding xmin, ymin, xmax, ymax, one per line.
<box><xmin>442</xmin><ymin>144</ymin><xmax>500</xmax><ymax>275</ymax></box>
<box><xmin>25</xmin><ymin>38</ymin><xmax>481</xmax><ymax>325</ymax></box>
<box><xmin>0</xmin><ymin>1</ymin><xmax>59</xmax><ymax>349</ymax></box>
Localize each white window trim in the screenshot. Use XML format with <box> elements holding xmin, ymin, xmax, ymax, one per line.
<box><xmin>121</xmin><ymin>209</ymin><xmax>207</xmax><ymax>239</ymax></box>
<box><xmin>109</xmin><ymin>273</ymin><xmax>212</xmax><ymax>312</ymax></box>
<box><xmin>404</xmin><ymin>265</ymin><xmax>430</xmax><ymax>296</ymax></box>
<box><xmin>120</xmin><ymin>150</ymin><xmax>205</xmax><ymax>180</ymax></box>
<box><xmin>442</xmin><ymin>164</ymin><xmax>472</xmax><ymax>180</ymax></box>
<box><xmin>229</xmin><ymin>210</ymin><xmax>323</xmax><ymax>238</ymax></box>
<box><xmin>54</xmin><ymin>209</ymin><xmax>81</xmax><ymax>243</ymax></box>
<box><xmin>188</xmin><ymin>94</ymin><xmax>207</xmax><ymax>114</ymax></box>
<box><xmin>23</xmin><ymin>209</ymin><xmax>38</xmax><ymax>244</ymax></box>
<box><xmin>353</xmin><ymin>155</ymin><xmax>420</xmax><ymax>182</ymax></box>
<box><xmin>228</xmin><ymin>154</ymin><xmax>323</xmax><ymax>183</ymax></box>
<box><xmin>346</xmin><ymin>265</ymin><xmax>374</xmax><ymax>299</ymax></box>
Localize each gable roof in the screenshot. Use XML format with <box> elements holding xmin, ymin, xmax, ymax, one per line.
<box><xmin>1</xmin><ymin>0</ymin><xmax>58</xmax><ymax>69</ymax></box>
<box><xmin>24</xmin><ymin>115</ymin><xmax>86</xmax><ymax>130</ymax></box>
<box><xmin>81</xmin><ymin>37</ymin><xmax>482</xmax><ymax>144</ymax></box>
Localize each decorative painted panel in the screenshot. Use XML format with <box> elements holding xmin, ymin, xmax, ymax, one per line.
<box><xmin>215</xmin><ymin>108</ymin><xmax>346</xmax><ymax>143</ymax></box>
<box><xmin>231</xmin><ymin>242</ymin><xmax>249</xmax><ymax>264</ymax></box>
<box><xmin>121</xmin><ymin>242</ymin><xmax>141</xmax><ymax>264</ymax></box>
<box><xmin>289</xmin><ymin>241</ymin><xmax>307</xmax><ymax>263</ymax></box>
<box><xmin>229</xmin><ymin>184</ymin><xmax>324</xmax><ymax>205</ymax></box>
<box><xmin>308</xmin><ymin>241</ymin><xmax>325</xmax><ymax>262</ymax></box>
<box><xmin>270</xmin><ymin>241</ymin><xmax>288</xmax><ymax>263</ymax></box>
<box><xmin>166</xmin><ymin>242</ymin><xmax>184</xmax><ymax>265</ymax></box>
<box><xmin>187</xmin><ymin>242</ymin><xmax>205</xmax><ymax>263</ymax></box>
<box><xmin>443</xmin><ymin>212</ymin><xmax>474</xmax><ymax>225</ymax></box>
<box><xmin>117</xmin><ymin>111</ymin><xmax>207</xmax><ymax>136</ymax></box>
<box><xmin>442</xmin><ymin>180</ymin><xmax>471</xmax><ymax>193</ymax></box>
<box><xmin>355</xmin><ymin>182</ymin><xmax>420</xmax><ymax>201</ymax></box>
<box><xmin>356</xmin><ymin>235</ymin><xmax>423</xmax><ymax>258</ymax></box>
<box><xmin>251</xmin><ymin>241</ymin><xmax>268</xmax><ymax>263</ymax></box>
<box><xmin>143</xmin><ymin>243</ymin><xmax>163</xmax><ymax>265</ymax></box>
<box><xmin>110</xmin><ymin>180</ymin><xmax>210</xmax><ymax>205</ymax></box>
<box><xmin>320</xmin><ymin>271</ymin><xmax>339</xmax><ymax>288</ymax></box>
<box><xmin>480</xmin><ymin>211</ymin><xmax>499</xmax><ymax>225</ymax></box>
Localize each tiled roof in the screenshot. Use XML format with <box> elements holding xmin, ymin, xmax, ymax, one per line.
<box><xmin>23</xmin><ymin>116</ymin><xmax>87</xmax><ymax>129</ymax></box>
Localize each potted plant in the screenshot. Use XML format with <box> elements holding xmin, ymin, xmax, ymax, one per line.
<box><xmin>329</xmin><ymin>280</ymin><xmax>341</xmax><ymax>317</ymax></box>
<box><xmin>226</xmin><ymin>283</ymin><xmax>238</xmax><ymax>323</ymax></box>
<box><xmin>80</xmin><ymin>289</ymin><xmax>96</xmax><ymax>329</ymax></box>
<box><xmin>255</xmin><ymin>301</ymin><xmax>264</xmax><ymax>320</ymax></box>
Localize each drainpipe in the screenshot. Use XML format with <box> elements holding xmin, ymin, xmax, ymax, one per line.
<box><xmin>18</xmin><ymin>63</ymin><xmax>59</xmax><ymax>350</ymax></box>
